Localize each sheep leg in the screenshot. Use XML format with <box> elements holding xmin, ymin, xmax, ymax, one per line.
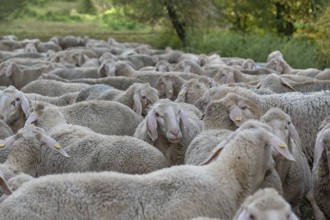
<box><xmin>305</xmin><ymin>189</ymin><xmax>326</xmax><ymax>220</ymax></box>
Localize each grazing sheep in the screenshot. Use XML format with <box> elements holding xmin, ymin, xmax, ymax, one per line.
<box><xmin>134</xmin><ymin>99</ymin><xmax>203</xmax><ymax>165</ymax></box>
<box><xmin>0</xmin><ymin>86</ymin><xmax>30</xmax><ymax>133</ymax></box>
<box><xmin>23</xmin><ymin>105</ymin><xmax>167</xmax><ymax>175</ymax></box>
<box><xmin>203</xmin><ymin>89</ymin><xmax>330</xmax><ymax>166</ymax></box>
<box><xmin>98</xmin><ymin>83</ymin><xmax>159</xmax><ymax>116</ymax></box>
<box><xmin>312</xmin><ymin>117</ymin><xmax>330</xmax><ymax>219</ymax></box>
<box><xmin>260</xmin><ymin>108</ymin><xmax>326</xmax><ymax>220</ymax></box>
<box><xmin>233</xmin><ymin>188</ymin><xmax>299</xmax><ymax>220</ymax></box>
<box><xmin>21</xmin><ymin>79</ymin><xmax>90</xmax><ymax>97</ymax></box>
<box><xmin>0</xmin><ymin>120</ymin><xmax>294</xmax><ymax>220</ymax></box>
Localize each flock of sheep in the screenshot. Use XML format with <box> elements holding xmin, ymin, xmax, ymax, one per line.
<box><xmin>0</xmin><ymin>34</ymin><xmax>329</xmax><ymax>220</ymax></box>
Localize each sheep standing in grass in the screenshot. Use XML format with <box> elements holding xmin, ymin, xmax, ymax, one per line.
<box><xmin>312</xmin><ymin>117</ymin><xmax>330</xmax><ymax>219</ymax></box>
<box><xmin>134</xmin><ymin>99</ymin><xmax>203</xmax><ymax>165</ymax></box>
<box><xmin>0</xmin><ymin>120</ymin><xmax>294</xmax><ymax>220</ymax></box>
<box><xmin>233</xmin><ymin>188</ymin><xmax>299</xmax><ymax>220</ymax></box>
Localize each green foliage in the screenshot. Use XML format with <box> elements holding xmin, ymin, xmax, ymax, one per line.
<box><xmin>315</xmin><ymin>5</ymin><xmax>330</xmax><ymax>68</ymax></box>
<box><xmin>79</xmin><ymin>0</ymin><xmax>97</xmax><ymax>14</ymax></box>
<box><xmin>0</xmin><ymin>0</ymin><xmax>29</xmax><ymax>22</ymax></box>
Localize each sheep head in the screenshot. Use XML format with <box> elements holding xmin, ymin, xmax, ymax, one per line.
<box><xmin>146</xmin><ymin>100</ymin><xmax>189</xmax><ymax>143</ymax></box>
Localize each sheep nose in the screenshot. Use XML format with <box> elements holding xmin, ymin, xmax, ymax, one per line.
<box><xmin>170</xmin><ymin>129</ymin><xmax>180</xmax><ymax>137</ymax></box>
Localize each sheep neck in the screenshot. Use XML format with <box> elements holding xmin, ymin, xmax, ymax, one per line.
<box><xmin>154</xmin><ymin>134</ymin><xmax>181</xmax><ymax>166</ymax></box>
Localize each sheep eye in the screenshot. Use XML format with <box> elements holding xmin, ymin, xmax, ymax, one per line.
<box><xmin>285</xmin><ymin>125</ymin><xmax>288</xmax><ymax>130</ymax></box>
<box><xmin>141</xmin><ymin>96</ymin><xmax>146</xmax><ymax>99</ymax></box>
<box><xmin>288</xmin><ymin>121</ymin><xmax>291</xmax><ymax>125</ymax></box>
<box><xmin>16</xmin><ymin>97</ymin><xmax>20</xmax><ymax>101</ymax></box>
<box><xmin>11</xmin><ymin>100</ymin><xmax>15</xmax><ymax>106</ymax></box>
<box><xmin>249</xmin><ymin>214</ymin><xmax>255</xmax><ymax>220</ymax></box>
<box><xmin>241</xmin><ymin>106</ymin><xmax>248</xmax><ymax>110</ymax></box>
<box><xmin>155</xmin><ymin>112</ymin><xmax>160</xmax><ymax>117</ymax></box>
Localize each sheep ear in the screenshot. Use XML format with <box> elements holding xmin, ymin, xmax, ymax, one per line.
<box><xmin>267</xmin><ymin>131</ymin><xmax>295</xmax><ymax>161</ymax></box>
<box><xmin>133</xmin><ymin>92</ymin><xmax>142</xmax><ymax>115</ymax></box>
<box><xmin>201</xmin><ymin>141</ymin><xmax>226</xmax><ymax>165</ymax></box>
<box><xmin>229</xmin><ymin>106</ymin><xmax>243</xmax><ymax>127</ymax></box>
<box><xmin>224</xmin><ymin>71</ymin><xmax>235</xmax><ymax>84</ymax></box>
<box><xmin>180</xmin><ymin>110</ymin><xmax>190</xmax><ymax>132</ymax></box>
<box><xmin>146</xmin><ymin>111</ymin><xmax>158</xmax><ymax>141</ymax></box>
<box><xmin>288</xmin><ymin>122</ymin><xmax>301</xmax><ymax>147</ymax></box>
<box><xmin>183</xmin><ymin>64</ymin><xmax>191</xmax><ymax>73</ymax></box>
<box><xmin>0</xmin><ymin>134</ymin><xmax>19</xmax><ymax>150</ymax></box>
<box><xmin>175</xmin><ymin>87</ymin><xmax>187</xmax><ymax>102</ymax></box>
<box><xmin>313</xmin><ymin>131</ymin><xmax>325</xmax><ymax>171</ymax></box>
<box><xmin>24</xmin><ymin>112</ymin><xmax>39</xmax><ymax>127</ymax></box>
<box><xmin>40</xmin><ymin>133</ymin><xmax>70</xmax><ymax>157</ymax></box>
<box><xmin>236</xmin><ymin>208</ymin><xmax>249</xmax><ymax>220</ymax></box>
<box><xmin>279</xmin><ymin>77</ymin><xmax>296</xmax><ymax>91</ymax></box>
<box><xmin>0</xmin><ymin>176</ymin><xmax>12</xmax><ymax>196</ymax></box>
<box><xmin>165</xmin><ymin>81</ymin><xmax>174</xmax><ymax>99</ymax></box>
<box><xmin>4</xmin><ymin>62</ymin><xmax>13</xmax><ymax>77</ymax></box>
<box><xmin>18</xmin><ymin>92</ymin><xmax>30</xmax><ymax>118</ymax></box>
<box><xmin>97</xmin><ymin>61</ymin><xmax>107</xmax><ymax>77</ymax></box>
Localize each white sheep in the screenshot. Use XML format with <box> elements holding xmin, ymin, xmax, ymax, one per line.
<box><xmin>0</xmin><ymin>120</ymin><xmax>294</xmax><ymax>220</ymax></box>
<box><xmin>312</xmin><ymin>116</ymin><xmax>330</xmax><ymax>219</ymax></box>
<box><xmin>134</xmin><ymin>99</ymin><xmax>203</xmax><ymax>165</ymax></box>
<box><xmin>233</xmin><ymin>188</ymin><xmax>299</xmax><ymax>220</ymax></box>
<box><xmin>0</xmin><ymin>86</ymin><xmax>30</xmax><ymax>133</ymax></box>
<box><xmin>25</xmin><ymin>92</ymin><xmax>79</xmax><ymax>106</ymax></box>
<box><xmin>97</xmin><ymin>82</ymin><xmax>159</xmax><ymax>116</ymax></box>
<box><xmin>23</xmin><ymin>104</ymin><xmax>168</xmax><ymax>175</ymax></box>
<box><xmin>21</xmin><ymin>79</ymin><xmax>90</xmax><ymax>97</ymax></box>
<box><xmin>203</xmin><ymin>88</ymin><xmax>330</xmax><ymax>166</ymax></box>
<box><xmin>260</xmin><ymin>108</ymin><xmax>326</xmax><ymax>220</ymax></box>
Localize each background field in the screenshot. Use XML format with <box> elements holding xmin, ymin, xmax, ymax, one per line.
<box><xmin>0</xmin><ymin>0</ymin><xmax>329</xmax><ymax>68</ymax></box>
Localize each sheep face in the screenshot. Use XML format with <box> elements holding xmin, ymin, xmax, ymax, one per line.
<box><xmin>147</xmin><ymin>101</ymin><xmax>189</xmax><ymax>143</ymax></box>
<box><xmin>137</xmin><ymin>86</ymin><xmax>159</xmax><ymax>116</ymax></box>
<box><xmin>265</xmin><ymin>58</ymin><xmax>283</xmax><ymax>74</ymax></box>
<box><xmin>236</xmin><ymin>189</ymin><xmax>298</xmax><ymax>220</ymax></box>
<box><xmin>0</xmin><ymin>87</ymin><xmax>30</xmax><ymax>125</ymax></box>
<box><xmin>154</xmin><ymin>76</ymin><xmax>174</xmax><ymax>99</ymax></box>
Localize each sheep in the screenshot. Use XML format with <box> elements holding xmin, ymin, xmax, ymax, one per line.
<box><xmin>174</xmin><ymin>59</ymin><xmax>205</xmax><ymax>75</ymax></box>
<box><xmin>0</xmin><ymin>40</ymin><xmax>22</xmax><ymax>51</ymax></box>
<box><xmin>260</xmin><ymin>108</ymin><xmax>326</xmax><ymax>220</ymax></box>
<box><xmin>21</xmin><ymin>79</ymin><xmax>90</xmax><ymax>97</ymax></box>
<box><xmin>0</xmin><ymin>114</ymin><xmax>14</xmax><ymax>163</ymax></box>
<box><xmin>265</xmin><ymin>56</ymin><xmax>321</xmax><ymax>76</ymax></box>
<box><xmin>74</xmin><ymin>84</ymin><xmax>114</xmax><ymax>102</ymax></box>
<box><xmin>256</xmin><ymin>72</ymin><xmax>330</xmax><ymax>93</ymax></box>
<box><xmin>23</xmin><ymin>105</ymin><xmax>167</xmax><ymax>175</ymax></box>
<box><xmin>213</xmin><ymin>66</ymin><xmax>266</xmax><ymax>85</ymax></box>
<box><xmin>315</xmin><ymin>68</ymin><xmax>330</xmax><ymax>80</ymax></box>
<box><xmin>203</xmin><ymin>88</ymin><xmax>330</xmax><ymax>166</ymax></box>
<box><xmin>134</xmin><ymin>99</ymin><xmax>203</xmax><ymax>165</ymax></box>
<box><xmin>0</xmin><ymin>124</ymin><xmax>70</xmax><ymax>182</ymax></box>
<box><xmin>48</xmin><ymin>67</ymin><xmax>100</xmax><ymax>80</ymax></box>
<box><xmin>267</xmin><ymin>50</ymin><xmax>284</xmax><ymax>62</ymax></box>
<box><xmin>0</xmin><ymin>120</ymin><xmax>294</xmax><ymax>220</ymax></box>
<box><xmin>233</xmin><ymin>188</ymin><xmax>299</xmax><ymax>220</ymax></box>
<box><xmin>154</xmin><ymin>73</ymin><xmax>186</xmax><ymax>100</ymax></box>
<box><xmin>175</xmin><ymin>78</ymin><xmax>215</xmax><ymax>105</ymax></box>
<box><xmin>0</xmin><ymin>86</ymin><xmax>30</xmax><ymax>133</ymax></box>
<box><xmin>203</xmin><ymin>92</ymin><xmax>263</xmax><ymax>131</ymax></box>
<box><xmin>312</xmin><ymin>116</ymin><xmax>330</xmax><ymax>219</ymax></box>
<box><xmin>155</xmin><ymin>59</ymin><xmax>173</xmax><ymax>72</ymax></box>
<box><xmin>25</xmin><ymin>92</ymin><xmax>79</xmax><ymax>106</ymax></box>
<box><xmin>97</xmin><ymin>83</ymin><xmax>159</xmax><ymax>116</ymax></box>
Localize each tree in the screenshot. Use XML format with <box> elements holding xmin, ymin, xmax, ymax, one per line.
<box><xmin>113</xmin><ymin>0</ymin><xmax>219</xmax><ymax>47</ymax></box>
<box><xmin>0</xmin><ymin>0</ymin><xmax>29</xmax><ymax>22</ymax></box>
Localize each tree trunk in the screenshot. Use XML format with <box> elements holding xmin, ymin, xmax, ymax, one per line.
<box><xmin>275</xmin><ymin>2</ymin><xmax>295</xmax><ymax>36</ymax></box>
<box><xmin>163</xmin><ymin>0</ymin><xmax>187</xmax><ymax>47</ymax></box>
